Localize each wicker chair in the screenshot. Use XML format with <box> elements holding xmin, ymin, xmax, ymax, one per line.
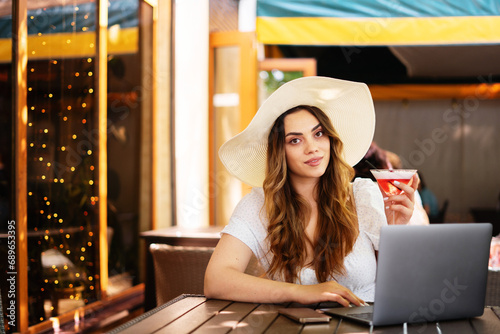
<box><xmin>150</xmin><ymin>243</ymin><xmax>265</xmax><ymax>305</ymax></box>
<box><xmin>485</xmin><ymin>270</ymin><xmax>500</xmax><ymax>306</ymax></box>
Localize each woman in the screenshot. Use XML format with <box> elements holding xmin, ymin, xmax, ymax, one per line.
<box><xmin>205</xmin><ymin>77</ymin><xmax>417</xmax><ymax>307</ymax></box>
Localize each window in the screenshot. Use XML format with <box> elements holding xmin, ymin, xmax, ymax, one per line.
<box><xmin>0</xmin><ymin>0</ymin><xmax>172</xmax><ymax>332</ymax></box>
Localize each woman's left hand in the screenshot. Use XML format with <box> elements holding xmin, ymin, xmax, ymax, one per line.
<box><xmin>382</xmin><ymin>174</ymin><xmax>419</xmax><ymax>225</ymax></box>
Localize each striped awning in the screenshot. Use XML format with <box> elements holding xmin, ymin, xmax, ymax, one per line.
<box><xmin>256</xmin><ymin>0</ymin><xmax>500</xmax><ymax>46</ymax></box>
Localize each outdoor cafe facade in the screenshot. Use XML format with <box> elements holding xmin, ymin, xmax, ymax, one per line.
<box><xmin>2</xmin><ymin>0</ymin><xmax>500</xmax><ymax>333</ymax></box>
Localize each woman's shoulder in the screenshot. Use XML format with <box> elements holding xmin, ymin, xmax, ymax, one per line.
<box><xmin>351</xmin><ymin>177</ymin><xmax>386</xmax><ymax>230</ymax></box>
<box><xmin>231</xmin><ymin>187</ymin><xmax>265</xmax><ymax>219</ymax></box>
<box><xmin>352</xmin><ymin>177</ymin><xmax>380</xmax><ymax>197</ymax></box>
<box><xmin>239</xmin><ymin>187</ymin><xmax>265</xmax><ymax>205</ymax></box>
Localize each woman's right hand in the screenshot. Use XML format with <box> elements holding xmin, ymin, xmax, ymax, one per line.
<box><xmin>292</xmin><ymin>281</ymin><xmax>367</xmax><ymax>307</ymax></box>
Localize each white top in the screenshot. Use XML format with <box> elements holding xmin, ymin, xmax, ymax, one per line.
<box><xmin>222</xmin><ymin>177</ymin><xmax>387</xmax><ymax>301</ymax></box>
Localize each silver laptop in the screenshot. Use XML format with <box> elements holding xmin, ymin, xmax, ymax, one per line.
<box><xmin>321</xmin><ymin>223</ymin><xmax>492</xmax><ymax>326</ymax></box>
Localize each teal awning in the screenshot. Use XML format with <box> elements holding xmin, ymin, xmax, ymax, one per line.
<box><xmin>256</xmin><ymin>0</ymin><xmax>500</xmax><ymax>45</ymax></box>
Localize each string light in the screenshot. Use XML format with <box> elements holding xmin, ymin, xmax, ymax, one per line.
<box><xmin>27</xmin><ymin>6</ymin><xmax>100</xmax><ymax>321</ymax></box>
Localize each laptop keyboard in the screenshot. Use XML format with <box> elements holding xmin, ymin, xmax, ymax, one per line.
<box><xmin>350</xmin><ymin>312</ymin><xmax>374</xmax><ymax>321</ymax></box>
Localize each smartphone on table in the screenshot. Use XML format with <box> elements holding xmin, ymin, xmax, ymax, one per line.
<box><xmin>278</xmin><ymin>307</ymin><xmax>331</xmax><ymax>324</ymax></box>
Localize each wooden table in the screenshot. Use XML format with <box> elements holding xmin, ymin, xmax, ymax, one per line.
<box><xmin>140</xmin><ymin>227</ymin><xmax>223</xmax><ymax>310</ymax></box>
<box><xmin>109</xmin><ymin>295</ymin><xmax>500</xmax><ymax>333</ymax></box>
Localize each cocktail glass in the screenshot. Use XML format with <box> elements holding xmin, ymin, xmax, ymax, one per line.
<box><xmin>370</xmin><ymin>169</ymin><xmax>417</xmax><ymax>224</ymax></box>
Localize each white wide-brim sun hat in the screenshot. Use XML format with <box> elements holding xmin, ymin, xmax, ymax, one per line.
<box><xmin>219</xmin><ymin>76</ymin><xmax>375</xmax><ymax>188</ymax></box>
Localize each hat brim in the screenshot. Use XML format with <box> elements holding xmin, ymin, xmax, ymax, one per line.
<box><xmin>219</xmin><ymin>76</ymin><xmax>375</xmax><ymax>187</ymax></box>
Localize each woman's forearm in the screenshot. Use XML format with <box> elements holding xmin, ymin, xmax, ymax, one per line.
<box><xmin>204</xmin><ymin>266</ymin><xmax>295</xmax><ymax>303</ymax></box>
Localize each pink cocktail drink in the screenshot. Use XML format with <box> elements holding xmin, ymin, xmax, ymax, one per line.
<box><xmin>370</xmin><ymin>169</ymin><xmax>417</xmax><ymax>196</ymax></box>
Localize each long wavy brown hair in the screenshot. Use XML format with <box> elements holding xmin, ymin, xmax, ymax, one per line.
<box><xmin>263</xmin><ymin>105</ymin><xmax>359</xmax><ymax>283</ymax></box>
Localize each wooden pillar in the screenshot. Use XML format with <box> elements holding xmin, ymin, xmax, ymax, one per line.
<box><xmin>12</xmin><ymin>0</ymin><xmax>28</xmax><ymax>331</ymax></box>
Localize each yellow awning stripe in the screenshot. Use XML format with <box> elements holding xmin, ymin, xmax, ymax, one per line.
<box><xmin>257</xmin><ymin>16</ymin><xmax>500</xmax><ymax>45</ymax></box>
<box><xmin>0</xmin><ymin>26</ymin><xmax>138</xmax><ymax>62</ymax></box>
<box><xmin>369</xmin><ymin>83</ymin><xmax>500</xmax><ymax>100</ymax></box>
